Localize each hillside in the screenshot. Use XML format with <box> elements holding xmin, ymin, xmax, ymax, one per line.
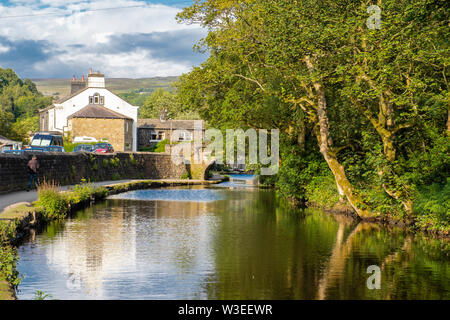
<box><xmin>33</xmin><ymin>76</ymin><xmax>179</xmax><ymax>97</ymax></box>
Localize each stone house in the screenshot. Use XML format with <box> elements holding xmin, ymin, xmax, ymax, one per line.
<box><xmin>39</xmin><ymin>69</ymin><xmax>139</xmax><ymax>151</ymax></box>
<box><xmin>68</xmin><ymin>105</ymin><xmax>134</xmax><ymax>152</ymax></box>
<box><xmin>137</xmin><ymin>118</ymin><xmax>205</xmax><ymax>149</ymax></box>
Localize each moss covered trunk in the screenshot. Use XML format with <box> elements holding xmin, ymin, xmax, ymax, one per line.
<box><xmin>305</xmin><ymin>56</ymin><xmax>371</xmax><ymax>218</ymax></box>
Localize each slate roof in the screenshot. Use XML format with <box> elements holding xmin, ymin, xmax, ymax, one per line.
<box><xmin>138</xmin><ymin>119</ymin><xmax>204</xmax><ymax>130</ymax></box>
<box><xmin>68</xmin><ymin>104</ymin><xmax>132</xmax><ymax>120</ymax></box>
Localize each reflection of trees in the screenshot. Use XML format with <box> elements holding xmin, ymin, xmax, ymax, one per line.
<box><xmin>316</xmin><ymin>219</ymin><xmax>378</xmax><ymax>300</ymax></box>
<box><xmin>316</xmin><ymin>214</ymin><xmax>450</xmax><ymax>300</ymax></box>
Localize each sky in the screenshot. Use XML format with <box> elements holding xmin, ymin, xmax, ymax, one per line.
<box><xmin>0</xmin><ymin>0</ymin><xmax>207</xmax><ymax>78</ymax></box>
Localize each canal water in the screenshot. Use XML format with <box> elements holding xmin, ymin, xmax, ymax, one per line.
<box><xmin>16</xmin><ymin>180</ymin><xmax>450</xmax><ymax>300</ymax></box>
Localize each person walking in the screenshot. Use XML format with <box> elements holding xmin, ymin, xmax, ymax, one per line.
<box><xmin>27</xmin><ymin>155</ymin><xmax>40</xmax><ymax>191</ymax></box>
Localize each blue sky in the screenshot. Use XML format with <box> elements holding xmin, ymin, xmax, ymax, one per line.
<box><xmin>0</xmin><ymin>0</ymin><xmax>207</xmax><ymax>78</ymax></box>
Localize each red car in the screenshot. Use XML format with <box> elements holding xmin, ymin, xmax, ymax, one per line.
<box><xmin>93</xmin><ymin>143</ymin><xmax>114</xmax><ymax>153</ymax></box>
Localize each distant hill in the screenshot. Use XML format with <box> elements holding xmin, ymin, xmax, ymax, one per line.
<box><xmin>33</xmin><ymin>76</ymin><xmax>179</xmax><ymax>97</ymax></box>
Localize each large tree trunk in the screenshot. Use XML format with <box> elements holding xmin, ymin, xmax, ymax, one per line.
<box><xmin>305</xmin><ymin>56</ymin><xmax>371</xmax><ymax>218</ymax></box>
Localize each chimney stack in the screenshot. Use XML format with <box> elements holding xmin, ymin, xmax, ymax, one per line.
<box><xmin>87</xmin><ymin>69</ymin><xmax>105</xmax><ymax>88</ymax></box>
<box><xmin>70</xmin><ymin>73</ymin><xmax>87</xmax><ymax>94</ymax></box>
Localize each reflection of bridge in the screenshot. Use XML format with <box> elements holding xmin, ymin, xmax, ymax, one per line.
<box><xmin>228</xmin><ymin>174</ymin><xmax>258</xmax><ymax>185</ymax></box>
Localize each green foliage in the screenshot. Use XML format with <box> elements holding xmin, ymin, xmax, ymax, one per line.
<box><xmin>66</xmin><ymin>182</ymin><xmax>95</xmax><ymax>204</ymax></box>
<box><xmin>111</xmin><ymin>173</ymin><xmax>121</xmax><ymax>181</ymax></box>
<box><xmin>414</xmin><ymin>179</ymin><xmax>450</xmax><ymax>232</ymax></box>
<box><xmin>0</xmin><ymin>68</ymin><xmax>52</xmax><ymax>141</ymax></box>
<box><xmin>0</xmin><ymin>219</ymin><xmax>21</xmax><ymax>288</ymax></box>
<box><xmin>139</xmin><ymin>88</ymin><xmax>200</xmax><ymax>120</ymax></box>
<box><xmin>129</xmin><ymin>154</ymin><xmax>139</xmax><ymax>165</ymax></box>
<box><xmin>175</xmin><ymin>0</ymin><xmax>449</xmax><ymax>232</ymax></box>
<box><xmin>0</xmin><ymin>244</ymin><xmax>20</xmax><ymax>288</ymax></box>
<box><xmin>153</xmin><ymin>139</ymin><xmax>170</xmax><ymax>153</ymax></box>
<box><xmin>110</xmin><ymin>157</ymin><xmax>120</xmax><ymax>167</ymax></box>
<box><xmin>140</xmin><ymin>139</ymin><xmax>171</xmax><ymax>153</ymax></box>
<box><xmin>36</xmin><ymin>183</ymin><xmax>68</xmax><ymax>219</ymax></box>
<box><xmin>180</xmin><ymin>172</ymin><xmax>191</xmax><ymax>180</ymax></box>
<box><xmin>304</xmin><ymin>172</ymin><xmax>341</xmax><ymax>209</ymax></box>
<box><xmin>118</xmin><ymin>90</ymin><xmax>151</xmax><ymax>107</ymax></box>
<box><xmin>34</xmin><ymin>290</ymin><xmax>53</xmax><ymax>300</ymax></box>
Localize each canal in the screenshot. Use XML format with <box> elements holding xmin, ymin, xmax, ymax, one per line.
<box><xmin>15</xmin><ymin>179</ymin><xmax>450</xmax><ymax>299</ymax></box>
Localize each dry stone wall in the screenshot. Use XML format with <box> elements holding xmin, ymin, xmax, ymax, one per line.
<box><xmin>0</xmin><ymin>152</ymin><xmax>188</xmax><ymax>193</ymax></box>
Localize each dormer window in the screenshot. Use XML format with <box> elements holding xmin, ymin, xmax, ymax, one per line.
<box><xmin>89</xmin><ymin>93</ymin><xmax>104</xmax><ymax>105</ymax></box>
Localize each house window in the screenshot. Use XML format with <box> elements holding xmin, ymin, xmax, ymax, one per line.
<box><xmin>89</xmin><ymin>93</ymin><xmax>104</xmax><ymax>105</ymax></box>
<box><xmin>150</xmin><ymin>131</ymin><xmax>164</xmax><ymax>141</ymax></box>
<box><xmin>178</xmin><ymin>131</ymin><xmax>191</xmax><ymax>141</ymax></box>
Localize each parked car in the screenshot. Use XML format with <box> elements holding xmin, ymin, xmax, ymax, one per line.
<box><xmin>24</xmin><ymin>147</ymin><xmax>48</xmax><ymax>153</ymax></box>
<box><xmin>45</xmin><ymin>146</ymin><xmax>65</xmax><ymax>152</ymax></box>
<box><xmin>73</xmin><ymin>144</ymin><xmax>94</xmax><ymax>153</ymax></box>
<box><xmin>30</xmin><ymin>132</ymin><xmax>64</xmax><ymax>148</ymax></box>
<box><xmin>1</xmin><ymin>149</ymin><xmax>24</xmax><ymax>155</ymax></box>
<box><xmin>93</xmin><ymin>143</ymin><xmax>114</xmax><ymax>153</ymax></box>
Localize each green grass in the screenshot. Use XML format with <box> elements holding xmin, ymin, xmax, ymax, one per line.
<box><xmin>139</xmin><ymin>139</ymin><xmax>170</xmax><ymax>153</ymax></box>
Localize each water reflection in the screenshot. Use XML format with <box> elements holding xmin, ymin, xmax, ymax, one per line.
<box><xmin>16</xmin><ymin>186</ymin><xmax>450</xmax><ymax>300</ymax></box>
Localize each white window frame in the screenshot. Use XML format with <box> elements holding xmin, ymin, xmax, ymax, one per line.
<box><xmin>178</xmin><ymin>131</ymin><xmax>192</xmax><ymax>141</ymax></box>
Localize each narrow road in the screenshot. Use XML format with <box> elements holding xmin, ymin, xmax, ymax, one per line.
<box><xmin>0</xmin><ymin>180</ymin><xmax>141</xmax><ymax>214</ymax></box>
<box><xmin>0</xmin><ymin>177</ymin><xmax>223</xmax><ymax>214</ymax></box>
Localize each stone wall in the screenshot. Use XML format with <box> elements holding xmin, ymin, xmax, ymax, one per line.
<box><xmin>0</xmin><ymin>152</ymin><xmax>188</xmax><ymax>193</ymax></box>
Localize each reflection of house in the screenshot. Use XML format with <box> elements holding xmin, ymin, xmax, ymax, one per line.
<box><xmin>137</xmin><ymin>118</ymin><xmax>205</xmax><ymax>149</ymax></box>
<box><xmin>45</xmin><ymin>205</ymin><xmax>137</xmax><ymax>298</ymax></box>
<box><xmin>0</xmin><ymin>135</ymin><xmax>22</xmax><ymax>151</ymax></box>
<box><xmin>39</xmin><ymin>69</ymin><xmax>139</xmax><ymax>151</ymax></box>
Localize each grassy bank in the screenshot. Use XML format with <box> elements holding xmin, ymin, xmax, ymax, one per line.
<box><xmin>288</xmin><ymin>170</ymin><xmax>450</xmax><ymax>237</ymax></box>
<box><xmin>0</xmin><ymin>178</ymin><xmax>223</xmax><ymax>300</ymax></box>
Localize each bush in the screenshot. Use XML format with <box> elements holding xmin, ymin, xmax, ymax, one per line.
<box><xmin>0</xmin><ymin>245</ymin><xmax>20</xmax><ymax>288</ymax></box>
<box><xmin>304</xmin><ymin>172</ymin><xmax>341</xmax><ymax>209</ymax></box>
<box><xmin>414</xmin><ymin>178</ymin><xmax>450</xmax><ymax>232</ymax></box>
<box><xmin>180</xmin><ymin>172</ymin><xmax>191</xmax><ymax>180</ymax></box>
<box><xmin>36</xmin><ymin>181</ymin><xmax>68</xmax><ymax>219</ymax></box>
<box><xmin>139</xmin><ymin>139</ymin><xmax>170</xmax><ymax>153</ymax></box>
<box><xmin>66</xmin><ymin>182</ymin><xmax>95</xmax><ymax>204</ymax></box>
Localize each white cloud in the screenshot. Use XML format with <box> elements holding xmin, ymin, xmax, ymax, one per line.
<box><xmin>0</xmin><ymin>0</ymin><xmax>206</xmax><ymax>78</ymax></box>
<box><xmin>0</xmin><ymin>44</ymin><xmax>10</xmax><ymax>53</ymax></box>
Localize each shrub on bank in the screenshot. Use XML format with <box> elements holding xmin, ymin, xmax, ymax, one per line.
<box><xmin>36</xmin><ymin>181</ymin><xmax>68</xmax><ymax>219</ymax></box>
<box><xmin>36</xmin><ymin>180</ymin><xmax>110</xmax><ymax>220</ymax></box>
<box><xmin>0</xmin><ymin>220</ymin><xmax>21</xmax><ymax>288</ymax></box>
<box><xmin>304</xmin><ymin>172</ymin><xmax>341</xmax><ymax>209</ymax></box>
<box><xmin>414</xmin><ymin>179</ymin><xmax>450</xmax><ymax>233</ymax></box>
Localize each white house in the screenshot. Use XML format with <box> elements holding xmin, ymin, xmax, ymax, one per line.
<box><xmin>39</xmin><ymin>70</ymin><xmax>139</xmax><ymax>151</ymax></box>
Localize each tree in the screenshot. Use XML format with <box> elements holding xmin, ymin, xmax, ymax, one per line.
<box><xmin>176</xmin><ymin>0</ymin><xmax>449</xmax><ymax>223</ymax></box>
<box><xmin>0</xmin><ymin>68</ymin><xmax>51</xmax><ymax>141</ymax></box>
